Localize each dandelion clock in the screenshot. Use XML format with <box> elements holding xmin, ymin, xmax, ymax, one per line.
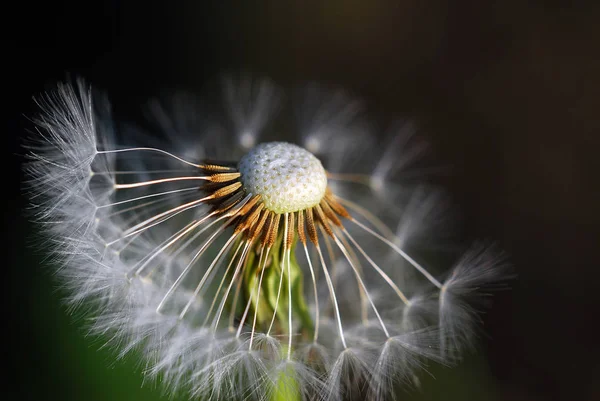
<box><xmin>23</xmin><ymin>77</ymin><xmax>508</xmax><ymax>401</ymax></box>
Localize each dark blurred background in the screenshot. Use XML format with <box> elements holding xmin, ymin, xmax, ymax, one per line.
<box><xmin>6</xmin><ymin>1</ymin><xmax>599</xmax><ymax>400</ymax></box>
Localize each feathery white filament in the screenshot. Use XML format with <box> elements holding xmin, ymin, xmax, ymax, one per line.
<box><xmin>24</xmin><ymin>78</ymin><xmax>507</xmax><ymax>401</ymax></box>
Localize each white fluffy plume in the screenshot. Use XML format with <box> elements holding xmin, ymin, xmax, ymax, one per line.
<box><xmin>23</xmin><ymin>77</ymin><xmax>508</xmax><ymax>401</ymax></box>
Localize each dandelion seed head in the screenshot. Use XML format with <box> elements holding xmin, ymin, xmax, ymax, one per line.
<box><xmin>238</xmin><ymin>141</ymin><xmax>327</xmax><ymax>214</ymax></box>
<box><xmin>23</xmin><ymin>76</ymin><xmax>510</xmax><ymax>401</ymax></box>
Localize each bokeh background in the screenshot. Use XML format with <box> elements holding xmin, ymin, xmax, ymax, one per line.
<box><xmin>6</xmin><ymin>1</ymin><xmax>599</xmax><ymax>400</ymax></box>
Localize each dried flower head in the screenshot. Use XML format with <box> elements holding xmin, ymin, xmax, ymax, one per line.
<box><xmin>23</xmin><ymin>77</ymin><xmax>507</xmax><ymax>401</ymax></box>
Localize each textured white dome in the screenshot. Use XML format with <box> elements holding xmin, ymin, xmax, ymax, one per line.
<box><xmin>238</xmin><ymin>142</ymin><xmax>327</xmax><ymax>214</ymax></box>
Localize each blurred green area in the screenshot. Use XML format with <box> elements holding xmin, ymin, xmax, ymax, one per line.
<box><xmin>27</xmin><ymin>264</ymin><xmax>170</xmax><ymax>401</ymax></box>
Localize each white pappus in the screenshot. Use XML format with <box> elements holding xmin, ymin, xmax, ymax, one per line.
<box><xmin>23</xmin><ymin>76</ymin><xmax>509</xmax><ymax>401</ymax></box>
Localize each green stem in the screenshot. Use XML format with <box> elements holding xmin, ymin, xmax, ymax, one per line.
<box><xmin>236</xmin><ymin>232</ymin><xmax>311</xmax><ymax>401</ymax></box>
<box><xmin>270</xmin><ymin>361</ymin><xmax>301</xmax><ymax>401</ymax></box>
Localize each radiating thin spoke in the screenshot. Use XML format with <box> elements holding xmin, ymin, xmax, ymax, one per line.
<box><xmin>156</xmin><ymin>227</ymin><xmax>229</xmax><ymax>314</ymax></box>
<box><xmin>108</xmin><ymin>198</ymin><xmax>207</xmax><ymax>245</ymax></box>
<box><xmin>349</xmin><ymin>219</ymin><xmax>442</xmax><ymax>288</ymax></box>
<box><xmin>226</xmin><ymin>242</ymin><xmax>250</xmax><ymax>331</ymax></box>
<box><xmin>200</xmin><ymin>240</ymin><xmax>243</xmax><ymax>327</ymax></box>
<box><xmin>321</xmin><ymin>233</ymin><xmax>338</xmax><ymax>298</ymax></box>
<box><xmin>234</xmin><ymin>247</ymin><xmax>265</xmax><ymax>336</ymax></box>
<box><xmin>212</xmin><ymin>241</ymin><xmax>252</xmax><ymax>330</ymax></box>
<box><xmin>127</xmin><ymin>220</ymin><xmax>200</xmax><ymax>278</ymax></box>
<box><xmin>178</xmin><ymin>233</ymin><xmax>239</xmax><ymax>320</ymax></box>
<box><xmin>107</xmin><ymin>191</ymin><xmax>196</xmax><ymax>218</ymax></box>
<box><xmin>94</xmin><ymin>169</ymin><xmax>195</xmax><ymax>175</ymax></box>
<box><xmin>98</xmin><ymin>187</ymin><xmax>198</xmax><ymax>209</ymax></box>
<box><xmin>129</xmin><ymin>209</ymin><xmax>222</xmax><ymax>275</ymax></box>
<box><xmin>332</xmin><ymin>229</ymin><xmax>389</xmax><ymax>337</ymax></box>
<box><xmin>98</xmin><ymin>146</ymin><xmax>204</xmax><ymax>168</ymax></box>
<box><xmin>302</xmin><ymin>242</ymin><xmax>320</xmax><ymax>343</ymax></box>
<box><xmin>286</xmin><ymin>246</ymin><xmax>293</xmax><ymax>359</ymax></box>
<box><xmin>316</xmin><ymin>242</ymin><xmax>347</xmax><ymax>349</ymax></box>
<box><xmin>283</xmin><ymin>213</ymin><xmax>294</xmax><ymax>359</ymax></box>
<box><xmin>267</xmin><ymin>250</ymin><xmax>286</xmax><ymax>337</ymax></box>
<box><xmin>342</xmin><ymin>227</ymin><xmax>411</xmax><ymax>305</ymax></box>
<box><xmin>335</xmin><ymin>196</ymin><xmax>395</xmax><ymax>239</ymax></box>
<box><xmin>113</xmin><ymin>175</ymin><xmax>211</xmax><ymax>189</ymax></box>
<box><xmin>248</xmin><ymin>247</ymin><xmax>270</xmax><ymax>348</ymax></box>
<box><xmin>336</xmin><ymin>229</ymin><xmax>369</xmax><ymax>323</ymax></box>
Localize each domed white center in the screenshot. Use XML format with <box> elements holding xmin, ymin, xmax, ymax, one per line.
<box><xmin>238</xmin><ymin>142</ymin><xmax>327</xmax><ymax>214</ymax></box>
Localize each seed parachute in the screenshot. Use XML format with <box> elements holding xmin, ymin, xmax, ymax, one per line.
<box><xmin>23</xmin><ymin>77</ymin><xmax>508</xmax><ymax>401</ymax></box>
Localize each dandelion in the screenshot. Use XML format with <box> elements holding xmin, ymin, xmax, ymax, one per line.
<box><xmin>23</xmin><ymin>77</ymin><xmax>508</xmax><ymax>401</ymax></box>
